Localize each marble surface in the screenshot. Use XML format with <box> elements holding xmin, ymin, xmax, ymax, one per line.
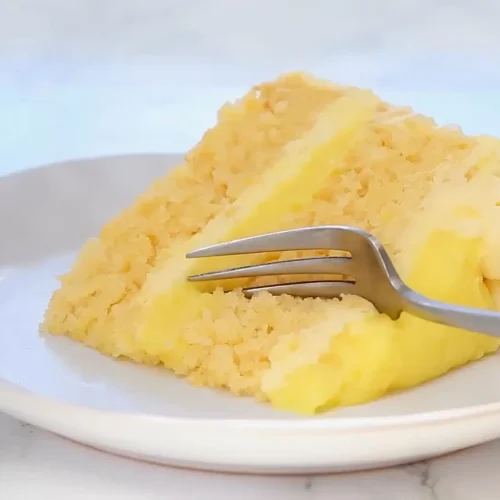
<box><xmin>4</xmin><ymin>408</ymin><xmax>500</xmax><ymax>500</ymax></box>
<box><xmin>2</xmin><ymin>0</ymin><xmax>500</xmax><ymax>498</ymax></box>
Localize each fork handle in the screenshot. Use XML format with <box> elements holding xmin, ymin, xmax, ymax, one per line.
<box><xmin>399</xmin><ymin>286</ymin><xmax>500</xmax><ymax>338</ymax></box>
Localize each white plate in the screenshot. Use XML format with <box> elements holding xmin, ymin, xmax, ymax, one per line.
<box><xmin>2</xmin><ymin>154</ymin><xmax>500</xmax><ymax>474</ymax></box>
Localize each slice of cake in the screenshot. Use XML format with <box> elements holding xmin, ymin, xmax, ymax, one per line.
<box><xmin>43</xmin><ymin>72</ymin><xmax>500</xmax><ymax>415</ymax></box>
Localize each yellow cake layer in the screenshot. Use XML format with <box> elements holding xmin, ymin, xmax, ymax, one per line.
<box><xmin>43</xmin><ymin>73</ymin><xmax>346</xmax><ymax>342</ymax></box>
<box><xmin>43</xmin><ymin>72</ymin><xmax>500</xmax><ymax>414</ymax></box>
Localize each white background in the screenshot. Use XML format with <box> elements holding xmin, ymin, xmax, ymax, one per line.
<box><xmin>1</xmin><ymin>0</ymin><xmax>500</xmax><ymax>174</ymax></box>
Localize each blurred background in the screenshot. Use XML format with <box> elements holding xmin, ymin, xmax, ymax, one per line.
<box><xmin>1</xmin><ymin>0</ymin><xmax>500</xmax><ymax>174</ymax></box>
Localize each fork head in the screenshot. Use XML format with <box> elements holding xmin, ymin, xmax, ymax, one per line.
<box><xmin>187</xmin><ymin>226</ymin><xmax>405</xmax><ymax>319</ymax></box>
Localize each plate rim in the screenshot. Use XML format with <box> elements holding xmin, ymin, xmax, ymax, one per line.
<box><xmin>2</xmin><ymin>364</ymin><xmax>500</xmax><ymax>433</ymax></box>
<box><xmin>0</xmin><ymin>152</ymin><xmax>182</xmax><ymax>182</ymax></box>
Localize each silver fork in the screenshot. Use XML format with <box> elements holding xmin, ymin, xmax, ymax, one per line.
<box><xmin>187</xmin><ymin>225</ymin><xmax>500</xmax><ymax>337</ymax></box>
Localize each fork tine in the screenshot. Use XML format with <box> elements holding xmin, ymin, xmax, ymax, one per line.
<box><xmin>243</xmin><ymin>280</ymin><xmax>357</xmax><ymax>299</ymax></box>
<box><xmin>186</xmin><ymin>226</ymin><xmax>356</xmax><ymax>258</ymax></box>
<box><xmin>187</xmin><ymin>256</ymin><xmax>353</xmax><ymax>282</ymax></box>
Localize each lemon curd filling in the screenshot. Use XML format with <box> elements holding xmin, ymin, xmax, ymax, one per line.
<box><xmin>43</xmin><ymin>72</ymin><xmax>500</xmax><ymax>415</ymax></box>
